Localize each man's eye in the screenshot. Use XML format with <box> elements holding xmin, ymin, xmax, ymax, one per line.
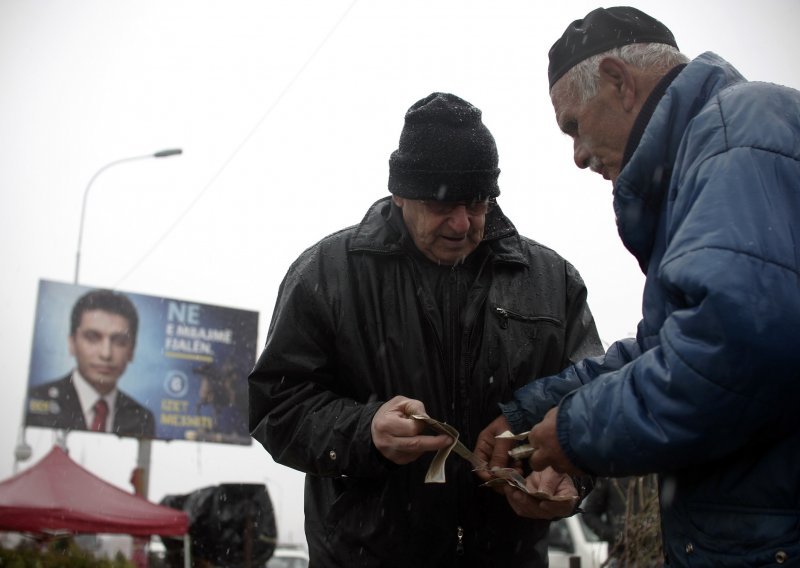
<box><xmin>112</xmin><ymin>335</ymin><xmax>132</xmax><ymax>348</ymax></box>
<box><xmin>83</xmin><ymin>331</ymin><xmax>101</xmax><ymax>342</ymax></box>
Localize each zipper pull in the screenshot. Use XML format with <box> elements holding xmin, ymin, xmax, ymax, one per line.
<box><xmin>456</xmin><ymin>526</ymin><xmax>464</xmax><ymax>556</ymax></box>
<box><xmin>494</xmin><ymin>307</ymin><xmax>509</xmax><ymax>329</ymax></box>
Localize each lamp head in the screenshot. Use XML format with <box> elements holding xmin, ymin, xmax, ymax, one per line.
<box><xmin>153</xmin><ymin>148</ymin><xmax>183</xmax><ymax>158</ymax></box>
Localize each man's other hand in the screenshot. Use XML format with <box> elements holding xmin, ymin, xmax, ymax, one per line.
<box><xmin>473</xmin><ymin>414</ymin><xmax>514</xmax><ymax>485</ymax></box>
<box><xmin>371</xmin><ymin>396</ymin><xmax>452</xmax><ymax>465</ymax></box>
<box><xmin>529</xmin><ymin>407</ymin><xmax>583</xmax><ymax>475</ymax></box>
<box><xmin>504</xmin><ymin>467</ymin><xmax>578</xmax><ymax>519</ymax></box>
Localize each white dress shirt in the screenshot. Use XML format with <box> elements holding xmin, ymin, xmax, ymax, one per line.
<box><xmin>72</xmin><ymin>369</ymin><xmax>119</xmax><ymax>431</ymax></box>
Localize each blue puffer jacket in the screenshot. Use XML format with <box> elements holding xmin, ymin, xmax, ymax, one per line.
<box><xmin>503</xmin><ymin>53</ymin><xmax>800</xmax><ymax>566</ymax></box>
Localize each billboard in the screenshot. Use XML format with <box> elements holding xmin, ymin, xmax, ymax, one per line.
<box><xmin>25</xmin><ymin>279</ymin><xmax>258</xmax><ymax>445</ymax></box>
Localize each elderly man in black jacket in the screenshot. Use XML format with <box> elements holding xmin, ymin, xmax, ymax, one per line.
<box><xmin>249</xmin><ymin>92</ymin><xmax>602</xmax><ymax>567</ymax></box>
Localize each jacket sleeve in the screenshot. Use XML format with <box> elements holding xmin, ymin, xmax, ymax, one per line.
<box><xmin>248</xmin><ymin>257</ymin><xmax>393</xmax><ymax>479</ymax></box>
<box><xmin>500</xmin><ymin>261</ymin><xmax>606</xmax><ymax>432</ymax></box>
<box><xmin>557</xmin><ymin>138</ymin><xmax>800</xmax><ymax>476</ymax></box>
<box><xmin>500</xmin><ymin>337</ymin><xmax>640</xmax><ymax>434</ymax></box>
<box><xmin>500</xmin><ymin>258</ymin><xmax>641</xmax><ymax>437</ymax></box>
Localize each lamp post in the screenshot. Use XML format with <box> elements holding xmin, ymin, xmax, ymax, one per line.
<box><xmin>74</xmin><ymin>148</ymin><xmax>182</xmax><ymax>284</ymax></box>
<box><xmin>14</xmin><ymin>149</ymin><xmax>184</xmax><ymax>472</ymax></box>
<box><xmin>70</xmin><ymin>146</ymin><xmax>182</xmax><ymax>484</ymax></box>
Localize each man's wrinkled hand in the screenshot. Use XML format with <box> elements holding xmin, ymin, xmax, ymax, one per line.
<box><xmin>371</xmin><ymin>396</ymin><xmax>452</xmax><ymax>465</ymax></box>
<box><xmin>504</xmin><ymin>467</ymin><xmax>578</xmax><ymax>519</ymax></box>
<box><xmin>528</xmin><ymin>407</ymin><xmax>584</xmax><ymax>475</ymax></box>
<box><xmin>473</xmin><ymin>414</ymin><xmax>515</xmax><ymax>485</ymax></box>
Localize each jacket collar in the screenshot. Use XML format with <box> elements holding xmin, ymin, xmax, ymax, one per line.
<box><xmin>349</xmin><ymin>196</ymin><xmax>526</xmax><ymax>265</ymax></box>
<box><xmin>613</xmin><ymin>53</ymin><xmax>745</xmax><ymax>272</ymax></box>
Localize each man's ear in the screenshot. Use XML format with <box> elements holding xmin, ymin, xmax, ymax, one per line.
<box><xmin>68</xmin><ymin>335</ymin><xmax>76</xmax><ymax>357</ymax></box>
<box><xmin>391</xmin><ymin>195</ymin><xmax>404</xmax><ymax>208</ymax></box>
<box><xmin>598</xmin><ymin>56</ymin><xmax>637</xmax><ymax>112</ymax></box>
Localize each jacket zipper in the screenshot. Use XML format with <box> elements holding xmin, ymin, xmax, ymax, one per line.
<box><xmin>456</xmin><ymin>525</ymin><xmax>464</xmax><ymax>556</ymax></box>
<box><xmin>494</xmin><ymin>306</ymin><xmax>561</xmax><ymax>329</ymax></box>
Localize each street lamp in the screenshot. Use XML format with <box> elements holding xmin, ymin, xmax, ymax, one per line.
<box><xmin>69</xmin><ymin>148</ymin><xmax>181</xmax><ymax>477</ymax></box>
<box><xmin>74</xmin><ymin>148</ymin><xmax>183</xmax><ymax>284</ymax></box>
<box><xmin>15</xmin><ymin>148</ymin><xmax>181</xmax><ymax>470</ymax></box>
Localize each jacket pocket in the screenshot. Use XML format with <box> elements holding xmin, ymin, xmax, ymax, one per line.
<box><xmin>487</xmin><ymin>305</ymin><xmax>565</xmax><ymax>391</ymax></box>
<box><xmin>492</xmin><ymin>305</ymin><xmax>561</xmax><ymax>330</ymax></box>
<box><xmin>682</xmin><ymin>503</ymin><xmax>800</xmax><ymax>565</ymax></box>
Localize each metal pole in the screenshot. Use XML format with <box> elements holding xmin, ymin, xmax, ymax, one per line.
<box><xmin>132</xmin><ymin>439</ymin><xmax>153</xmax><ymax>568</ymax></box>
<box><xmin>183</xmin><ymin>534</ymin><xmax>192</xmax><ymax>568</ymax></box>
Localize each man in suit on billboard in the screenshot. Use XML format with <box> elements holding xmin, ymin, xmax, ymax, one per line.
<box><xmin>26</xmin><ymin>288</ymin><xmax>156</xmax><ymax>438</ymax></box>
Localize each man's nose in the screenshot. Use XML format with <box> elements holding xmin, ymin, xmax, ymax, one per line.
<box><xmin>99</xmin><ymin>339</ymin><xmax>113</xmax><ymax>358</ymax></box>
<box><xmin>573</xmin><ymin>139</ymin><xmax>590</xmax><ymax>170</ymax></box>
<box><xmin>447</xmin><ymin>205</ymin><xmax>471</xmax><ymax>232</ymax></box>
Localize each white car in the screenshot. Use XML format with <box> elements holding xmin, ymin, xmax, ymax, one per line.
<box><xmin>548</xmin><ymin>515</ymin><xmax>609</xmax><ymax>568</ymax></box>
<box><xmin>265</xmin><ymin>546</ymin><xmax>310</xmax><ymax>568</ymax></box>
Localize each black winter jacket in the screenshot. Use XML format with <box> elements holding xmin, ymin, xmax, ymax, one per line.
<box><xmin>249</xmin><ymin>197</ymin><xmax>602</xmax><ymax>567</ymax></box>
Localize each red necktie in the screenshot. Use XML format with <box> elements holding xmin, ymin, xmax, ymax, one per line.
<box><xmin>91</xmin><ymin>399</ymin><xmax>109</xmax><ymax>432</ymax></box>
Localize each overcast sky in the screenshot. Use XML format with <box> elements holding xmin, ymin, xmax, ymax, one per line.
<box><xmin>2</xmin><ymin>0</ymin><xmax>798</xmax><ymax>548</ymax></box>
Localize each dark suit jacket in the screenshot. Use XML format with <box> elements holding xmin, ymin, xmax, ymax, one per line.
<box><xmin>26</xmin><ymin>374</ymin><xmax>156</xmax><ymax>438</ymax></box>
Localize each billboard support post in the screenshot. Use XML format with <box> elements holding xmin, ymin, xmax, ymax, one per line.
<box><xmin>132</xmin><ymin>439</ymin><xmax>152</xmax><ymax>568</ymax></box>
<box><xmin>136</xmin><ymin>439</ymin><xmax>152</xmax><ymax>498</ymax></box>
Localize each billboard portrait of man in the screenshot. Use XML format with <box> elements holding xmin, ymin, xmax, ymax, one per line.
<box><xmin>26</xmin><ymin>288</ymin><xmax>156</xmax><ymax>438</ymax></box>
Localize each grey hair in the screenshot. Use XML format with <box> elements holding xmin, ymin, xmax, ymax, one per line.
<box><xmin>554</xmin><ymin>43</ymin><xmax>690</xmax><ymax>103</ymax></box>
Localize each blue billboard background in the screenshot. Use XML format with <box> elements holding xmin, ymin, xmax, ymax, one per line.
<box><xmin>26</xmin><ymin>279</ymin><xmax>258</xmax><ymax>445</ymax></box>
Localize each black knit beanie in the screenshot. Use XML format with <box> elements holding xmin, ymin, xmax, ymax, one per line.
<box><xmin>548</xmin><ymin>6</ymin><xmax>678</xmax><ymax>89</ymax></box>
<box><xmin>388</xmin><ymin>92</ymin><xmax>500</xmax><ymax>201</ymax></box>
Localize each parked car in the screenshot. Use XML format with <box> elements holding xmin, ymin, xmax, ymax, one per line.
<box><xmin>548</xmin><ymin>514</ymin><xmax>609</xmax><ymax>568</ymax></box>
<box><xmin>265</xmin><ymin>545</ymin><xmax>310</xmax><ymax>568</ymax></box>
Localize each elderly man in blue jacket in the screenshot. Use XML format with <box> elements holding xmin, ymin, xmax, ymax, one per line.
<box><xmin>475</xmin><ymin>6</ymin><xmax>800</xmax><ymax>566</ymax></box>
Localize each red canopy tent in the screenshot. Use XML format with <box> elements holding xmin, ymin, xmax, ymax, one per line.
<box><xmin>0</xmin><ymin>446</ymin><xmax>190</xmax><ymax>565</ymax></box>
